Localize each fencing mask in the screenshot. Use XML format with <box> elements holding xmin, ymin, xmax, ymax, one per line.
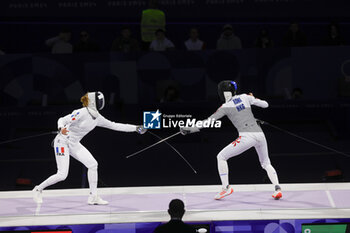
<box><xmin>218</xmin><ymin>80</ymin><xmax>237</xmax><ymax>102</ymax></box>
<box><xmin>87</xmin><ymin>91</ymin><xmax>105</xmax><ymax>118</ymax></box>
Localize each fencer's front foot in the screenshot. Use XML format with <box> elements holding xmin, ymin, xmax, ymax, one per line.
<box><xmin>32</xmin><ymin>186</ymin><xmax>43</xmax><ymax>204</ymax></box>
<box><xmin>88</xmin><ymin>195</ymin><xmax>109</xmax><ymax>205</ymax></box>
<box><xmin>214</xmin><ymin>186</ymin><xmax>234</xmax><ymax>200</ymax></box>
<box><xmin>272</xmin><ymin>190</ymin><xmax>282</xmax><ymax>200</ymax></box>
<box><xmin>136</xmin><ymin>125</ymin><xmax>147</xmax><ymax>134</ymax></box>
<box><xmin>272</xmin><ymin>185</ymin><xmax>282</xmax><ymax>200</ymax></box>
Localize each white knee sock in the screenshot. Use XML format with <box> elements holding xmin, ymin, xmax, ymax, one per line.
<box><xmin>88</xmin><ymin>166</ymin><xmax>98</xmax><ymax>196</ymax></box>
<box><xmin>217</xmin><ymin>157</ymin><xmax>229</xmax><ymax>189</ymax></box>
<box><xmin>264</xmin><ymin>164</ymin><xmax>279</xmax><ymax>186</ymax></box>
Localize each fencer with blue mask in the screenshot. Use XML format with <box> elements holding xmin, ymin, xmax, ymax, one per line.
<box><xmin>181</xmin><ymin>81</ymin><xmax>282</xmax><ymax>200</ymax></box>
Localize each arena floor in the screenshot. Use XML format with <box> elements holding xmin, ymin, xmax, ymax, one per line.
<box><xmin>1</xmin><ymin>183</ymin><xmax>350</xmax><ymax>227</ymax></box>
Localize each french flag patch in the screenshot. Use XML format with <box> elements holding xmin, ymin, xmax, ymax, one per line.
<box><xmin>56</xmin><ymin>147</ymin><xmax>65</xmax><ymax>156</ymax></box>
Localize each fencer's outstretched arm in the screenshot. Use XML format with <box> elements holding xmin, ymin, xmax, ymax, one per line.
<box><xmin>180</xmin><ymin>105</ymin><xmax>226</xmax><ymax>135</ymax></box>
<box><xmin>97</xmin><ymin>114</ymin><xmax>137</xmax><ymax>132</ymax></box>
<box><xmin>246</xmin><ymin>93</ymin><xmax>269</xmax><ymax>108</ymax></box>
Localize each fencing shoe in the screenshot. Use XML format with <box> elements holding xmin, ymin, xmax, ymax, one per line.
<box><xmin>214</xmin><ymin>186</ymin><xmax>234</xmax><ymax>200</ymax></box>
<box><xmin>88</xmin><ymin>195</ymin><xmax>109</xmax><ymax>205</ymax></box>
<box><xmin>272</xmin><ymin>185</ymin><xmax>282</xmax><ymax>200</ymax></box>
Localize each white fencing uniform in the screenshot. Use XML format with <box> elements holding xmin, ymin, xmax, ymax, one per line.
<box><xmin>207</xmin><ymin>94</ymin><xmax>280</xmax><ymax>189</ymax></box>
<box><xmin>37</xmin><ymin>107</ymin><xmax>137</xmax><ymax>195</ymax></box>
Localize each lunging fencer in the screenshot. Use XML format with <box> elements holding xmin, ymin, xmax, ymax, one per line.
<box><xmin>33</xmin><ymin>91</ymin><xmax>146</xmax><ymax>205</ymax></box>
<box><xmin>180</xmin><ymin>81</ymin><xmax>282</xmax><ymax>200</ymax></box>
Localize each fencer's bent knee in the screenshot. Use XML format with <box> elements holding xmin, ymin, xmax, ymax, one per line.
<box><xmin>88</xmin><ymin>161</ymin><xmax>98</xmax><ymax>170</ymax></box>
<box><xmin>261</xmin><ymin>162</ymin><xmax>271</xmax><ymax>170</ymax></box>
<box><xmin>217</xmin><ymin>153</ymin><xmax>227</xmax><ymax>161</ymax></box>
<box><xmin>56</xmin><ymin>170</ymin><xmax>68</xmax><ymax>181</ymax></box>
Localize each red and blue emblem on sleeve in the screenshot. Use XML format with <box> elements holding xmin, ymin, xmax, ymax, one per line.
<box><xmin>71</xmin><ymin>112</ymin><xmax>80</xmax><ymax>121</ymax></box>
<box><xmin>56</xmin><ymin>147</ymin><xmax>65</xmax><ymax>156</ymax></box>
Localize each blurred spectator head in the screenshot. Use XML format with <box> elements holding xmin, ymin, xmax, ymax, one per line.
<box><xmin>75</xmin><ymin>30</ymin><xmax>99</xmax><ymax>52</ymax></box>
<box><xmin>155</xmin><ymin>29</ymin><xmax>165</xmax><ymax>40</ymax></box>
<box><xmin>283</xmin><ymin>21</ymin><xmax>307</xmax><ymax>47</ymax></box>
<box><xmin>323</xmin><ymin>22</ymin><xmax>344</xmax><ymax>46</ymax></box>
<box><xmin>289</xmin><ymin>22</ymin><xmax>299</xmax><ymax>33</ymax></box>
<box><xmin>189</xmin><ymin>28</ymin><xmax>199</xmax><ymax>41</ymax></box>
<box><xmin>223</xmin><ymin>24</ymin><xmax>234</xmax><ymax>37</ymax></box>
<box><xmin>328</xmin><ymin>22</ymin><xmax>340</xmax><ymax>37</ymax></box>
<box><xmin>121</xmin><ymin>26</ymin><xmax>131</xmax><ymax>39</ymax></box>
<box><xmin>168</xmin><ymin>199</ymin><xmax>185</xmax><ymax>219</ymax></box>
<box><xmin>80</xmin><ymin>31</ymin><xmax>90</xmax><ymax>43</ymax></box>
<box><xmin>59</xmin><ymin>28</ymin><xmax>72</xmax><ymax>42</ymax></box>
<box><xmin>255</xmin><ymin>27</ymin><xmax>273</xmax><ymax>48</ymax></box>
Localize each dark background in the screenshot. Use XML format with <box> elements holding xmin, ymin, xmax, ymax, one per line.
<box><xmin>0</xmin><ymin>0</ymin><xmax>350</xmax><ymax>191</ymax></box>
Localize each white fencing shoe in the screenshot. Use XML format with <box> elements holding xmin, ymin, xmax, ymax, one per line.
<box><xmin>88</xmin><ymin>195</ymin><xmax>109</xmax><ymax>205</ymax></box>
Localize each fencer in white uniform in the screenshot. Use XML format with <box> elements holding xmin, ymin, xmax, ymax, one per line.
<box><xmin>181</xmin><ymin>81</ymin><xmax>282</xmax><ymax>200</ymax></box>
<box><xmin>33</xmin><ymin>91</ymin><xmax>146</xmax><ymax>205</ymax></box>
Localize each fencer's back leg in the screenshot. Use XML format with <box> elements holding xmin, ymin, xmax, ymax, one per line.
<box><xmin>69</xmin><ymin>143</ymin><xmax>98</xmax><ymax>196</ymax></box>
<box><xmin>254</xmin><ymin>135</ymin><xmax>280</xmax><ymax>187</ymax></box>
